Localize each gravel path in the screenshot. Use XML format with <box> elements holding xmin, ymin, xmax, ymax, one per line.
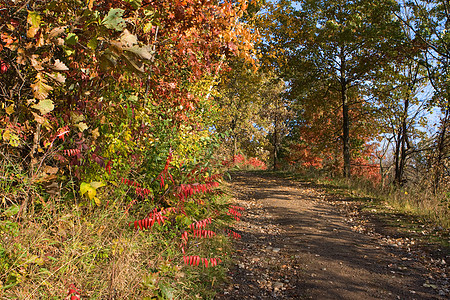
<box><xmin>215</xmin><ymin>172</ymin><xmax>448</xmax><ymax>300</ymax></box>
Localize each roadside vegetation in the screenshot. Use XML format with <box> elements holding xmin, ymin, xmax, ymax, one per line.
<box><xmin>2</xmin><ymin>0</ymin><xmax>450</xmax><ymax>298</ymax></box>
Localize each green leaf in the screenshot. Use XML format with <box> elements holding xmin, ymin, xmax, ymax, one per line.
<box><xmin>32</xmin><ymin>99</ymin><xmax>54</xmax><ymax>115</ymax></box>
<box><xmin>124</xmin><ymin>0</ymin><xmax>142</xmax><ymax>9</ymax></box>
<box><xmin>102</xmin><ymin>8</ymin><xmax>126</xmax><ymax>31</ymax></box>
<box><xmin>87</xmin><ymin>37</ymin><xmax>98</xmax><ymax>50</ymax></box>
<box><xmin>65</xmin><ymin>33</ymin><xmax>78</xmax><ymax>46</ymax></box>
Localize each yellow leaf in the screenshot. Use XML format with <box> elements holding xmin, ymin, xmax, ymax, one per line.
<box><xmin>27</xmin><ymin>11</ymin><xmax>41</xmax><ymax>38</ymax></box>
<box><xmin>31</xmin><ymin>73</ymin><xmax>53</xmax><ymax>100</ymax></box>
<box><xmin>2</xmin><ymin>129</ymin><xmax>11</xmax><ymax>141</ymax></box>
<box><xmin>75</xmin><ymin>122</ymin><xmax>88</xmax><ymax>132</ymax></box>
<box><xmin>90</xmin><ymin>181</ymin><xmax>105</xmax><ymax>189</ymax></box>
<box><xmin>32</xmin><ymin>99</ymin><xmax>54</xmax><ymax>115</ymax></box>
<box><xmin>5</xmin><ymin>104</ymin><xmax>14</xmax><ymax>115</ymax></box>
<box><xmin>92</xmin><ymin>127</ymin><xmax>100</xmax><ymax>139</ymax></box>
<box><xmin>94</xmin><ymin>197</ymin><xmax>101</xmax><ymax>206</ymax></box>
<box><xmin>88</xmin><ymin>0</ymin><xmax>95</xmax><ymax>10</ymax></box>
<box><xmin>87</xmin><ymin>187</ymin><xmax>97</xmax><ymax>200</ymax></box>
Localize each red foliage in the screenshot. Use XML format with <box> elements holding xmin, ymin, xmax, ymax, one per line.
<box><xmin>183</xmin><ymin>256</ymin><xmax>221</xmax><ymax>268</ymax></box>
<box><xmin>129</xmin><ymin>208</ymin><xmax>167</xmax><ymax>230</ymax></box>
<box><xmin>192</xmin><ymin>229</ymin><xmax>216</xmax><ymax>238</ymax></box>
<box><xmin>121</xmin><ymin>177</ymin><xmax>141</xmax><ymax>188</ymax></box>
<box><xmin>67</xmin><ymin>284</ymin><xmax>81</xmax><ymax>300</ymax></box>
<box><xmin>189</xmin><ymin>217</ymin><xmax>212</xmax><ymax>230</ymax></box>
<box><xmin>222</xmin><ymin>154</ymin><xmax>267</xmax><ymax>170</ymax></box>
<box><xmin>226</xmin><ymin>207</ymin><xmax>242</xmax><ymax>221</ymax></box>
<box><xmin>226</xmin><ymin>229</ymin><xmax>241</xmax><ymax>239</ymax></box>
<box><xmin>64</xmin><ymin>149</ymin><xmax>81</xmax><ymax>157</ymax></box>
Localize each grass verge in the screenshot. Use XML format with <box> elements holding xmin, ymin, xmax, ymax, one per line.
<box><xmin>0</xmin><ymin>188</ymin><xmax>235</xmax><ymax>299</ymax></box>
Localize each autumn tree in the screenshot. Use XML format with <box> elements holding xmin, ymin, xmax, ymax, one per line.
<box><xmin>215</xmin><ymin>59</ymin><xmax>273</xmax><ymax>162</ymax></box>
<box><xmin>259</xmin><ymin>0</ymin><xmax>404</xmax><ymax>177</ymax></box>
<box><xmin>0</xmin><ymin>0</ymin><xmax>257</xmax><ymax>211</ymax></box>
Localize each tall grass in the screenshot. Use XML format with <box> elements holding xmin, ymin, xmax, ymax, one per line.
<box><xmin>315</xmin><ymin>175</ymin><xmax>450</xmax><ymax>229</ymax></box>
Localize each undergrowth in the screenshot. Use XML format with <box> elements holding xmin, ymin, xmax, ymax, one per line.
<box><xmin>0</xmin><ymin>193</ymin><xmax>237</xmax><ymax>299</ymax></box>
<box><xmin>0</xmin><ymin>153</ymin><xmax>244</xmax><ymax>299</ymax></box>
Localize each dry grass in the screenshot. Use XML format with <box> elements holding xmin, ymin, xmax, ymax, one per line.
<box><xmin>0</xmin><ymin>164</ymin><xmax>233</xmax><ymax>300</ymax></box>
<box><xmin>319</xmin><ymin>175</ymin><xmax>450</xmax><ymax>229</ymax></box>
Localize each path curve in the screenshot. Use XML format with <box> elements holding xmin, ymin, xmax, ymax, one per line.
<box><xmin>215</xmin><ymin>172</ymin><xmax>446</xmax><ymax>300</ymax></box>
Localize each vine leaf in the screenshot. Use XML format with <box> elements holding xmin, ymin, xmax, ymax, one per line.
<box><xmin>80</xmin><ymin>182</ymin><xmax>105</xmax><ymax>205</ymax></box>
<box><xmin>102</xmin><ymin>8</ymin><xmax>126</xmax><ymax>31</ymax></box>
<box><xmin>75</xmin><ymin>122</ymin><xmax>88</xmax><ymax>132</ymax></box>
<box><xmin>32</xmin><ymin>99</ymin><xmax>54</xmax><ymax>115</ymax></box>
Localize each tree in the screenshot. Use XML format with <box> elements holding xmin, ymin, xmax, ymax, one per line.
<box><xmin>259</xmin><ymin>0</ymin><xmax>404</xmax><ymax>177</ymax></box>
<box><xmin>0</xmin><ymin>0</ymin><xmax>257</xmax><ymax>212</ymax></box>
<box><xmin>214</xmin><ymin>59</ymin><xmax>278</xmax><ymax>163</ymax></box>
<box><xmin>399</xmin><ymin>0</ymin><xmax>450</xmax><ymax>191</ymax></box>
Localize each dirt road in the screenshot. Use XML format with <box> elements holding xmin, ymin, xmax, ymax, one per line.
<box><xmin>215</xmin><ymin>172</ymin><xmax>448</xmax><ymax>299</ymax></box>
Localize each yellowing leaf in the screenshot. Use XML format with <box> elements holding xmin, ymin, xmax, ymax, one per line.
<box><xmin>31</xmin><ymin>73</ymin><xmax>53</xmax><ymax>100</ymax></box>
<box><xmin>5</xmin><ymin>104</ymin><xmax>14</xmax><ymax>115</ymax></box>
<box><xmin>2</xmin><ymin>129</ymin><xmax>11</xmax><ymax>141</ymax></box>
<box><xmin>75</xmin><ymin>122</ymin><xmax>88</xmax><ymax>132</ymax></box>
<box><xmin>92</xmin><ymin>127</ymin><xmax>100</xmax><ymax>139</ymax></box>
<box><xmin>102</xmin><ymin>8</ymin><xmax>126</xmax><ymax>31</ymax></box>
<box><xmin>143</xmin><ymin>22</ymin><xmax>153</xmax><ymax>34</ymax></box>
<box><xmin>90</xmin><ymin>181</ymin><xmax>105</xmax><ymax>189</ymax></box>
<box><xmin>88</xmin><ymin>0</ymin><xmax>95</xmax><ymax>10</ymax></box>
<box><xmin>87</xmin><ymin>188</ymin><xmax>97</xmax><ymax>200</ymax></box>
<box><xmin>94</xmin><ymin>196</ymin><xmax>101</xmax><ymax>206</ymax></box>
<box><xmin>80</xmin><ymin>182</ymin><xmax>91</xmax><ymax>195</ymax></box>
<box><xmin>71</xmin><ymin>112</ymin><xmax>84</xmax><ymax>123</ymax></box>
<box><xmin>65</xmin><ymin>33</ymin><xmax>78</xmax><ymax>46</ymax></box>
<box><xmin>27</xmin><ymin>11</ymin><xmax>41</xmax><ymax>38</ymax></box>
<box><xmin>80</xmin><ymin>182</ymin><xmax>97</xmax><ymax>200</ymax></box>
<box><xmin>32</xmin><ymin>99</ymin><xmax>54</xmax><ymax>115</ymax></box>
<box><xmin>87</xmin><ymin>37</ymin><xmax>98</xmax><ymax>50</ymax></box>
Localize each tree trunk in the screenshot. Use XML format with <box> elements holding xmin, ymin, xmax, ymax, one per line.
<box><xmin>231</xmin><ymin>118</ymin><xmax>237</xmax><ymax>163</ymax></box>
<box><xmin>273</xmin><ymin>122</ymin><xmax>278</xmax><ymax>171</ymax></box>
<box><xmin>433</xmin><ymin>105</ymin><xmax>449</xmax><ymax>193</ymax></box>
<box><xmin>340</xmin><ymin>48</ymin><xmax>351</xmax><ymax>178</ymax></box>
<box><xmin>342</xmin><ymin>81</ymin><xmax>351</xmax><ymax>178</ymax></box>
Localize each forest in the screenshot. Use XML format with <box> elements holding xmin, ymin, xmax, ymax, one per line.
<box><xmin>0</xmin><ymin>0</ymin><xmax>449</xmax><ymax>298</ymax></box>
